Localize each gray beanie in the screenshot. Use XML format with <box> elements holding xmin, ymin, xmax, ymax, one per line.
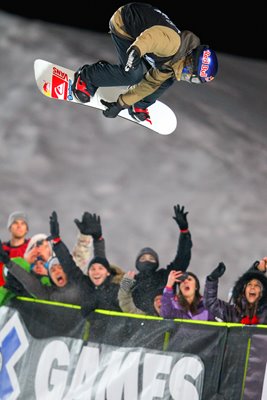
<box><xmin>7</xmin><ymin>211</ymin><xmax>28</xmax><ymax>230</ymax></box>
<box><xmin>135</xmin><ymin>247</ymin><xmax>159</xmax><ymax>267</ymax></box>
<box><xmin>48</xmin><ymin>257</ymin><xmax>61</xmax><ymax>272</ymax></box>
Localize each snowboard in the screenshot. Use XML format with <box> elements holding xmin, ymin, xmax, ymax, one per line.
<box><xmin>34</xmin><ymin>59</ymin><xmax>177</xmax><ymax>135</ymax></box>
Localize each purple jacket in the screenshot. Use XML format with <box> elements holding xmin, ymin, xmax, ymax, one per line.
<box><xmin>204</xmin><ymin>277</ymin><xmax>267</xmax><ymax>324</ymax></box>
<box><xmin>160</xmin><ymin>287</ymin><xmax>215</xmax><ymax>320</ymax></box>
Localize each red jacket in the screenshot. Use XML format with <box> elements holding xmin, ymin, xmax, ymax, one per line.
<box><xmin>0</xmin><ymin>239</ymin><xmax>30</xmax><ymax>286</ymax></box>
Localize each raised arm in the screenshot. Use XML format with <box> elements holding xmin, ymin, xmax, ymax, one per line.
<box><xmin>166</xmin><ymin>204</ymin><xmax>192</xmax><ymax>272</ymax></box>
<box><xmin>48</xmin><ymin>211</ymin><xmax>83</xmax><ymax>279</ymax></box>
<box><xmin>72</xmin><ymin>212</ymin><xmax>94</xmax><ymax>273</ymax></box>
<box><xmin>73</xmin><ymin>211</ymin><xmax>106</xmax><ymax>262</ymax></box>
<box><xmin>203</xmin><ymin>262</ymin><xmax>230</xmax><ymax>321</ymax></box>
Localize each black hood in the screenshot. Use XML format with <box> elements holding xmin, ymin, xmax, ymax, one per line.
<box><xmin>232</xmin><ymin>271</ymin><xmax>267</xmax><ymax>305</ymax></box>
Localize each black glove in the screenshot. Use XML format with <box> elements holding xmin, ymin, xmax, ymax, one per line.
<box><xmin>207</xmin><ymin>262</ymin><xmax>226</xmax><ymax>281</ymax></box>
<box><xmin>101</xmin><ymin>99</ymin><xmax>124</xmax><ymax>118</ymax></box>
<box><xmin>74</xmin><ymin>212</ymin><xmax>102</xmax><ymax>239</ymax></box>
<box><xmin>49</xmin><ymin>211</ymin><xmax>60</xmax><ymax>239</ymax></box>
<box><xmin>0</xmin><ymin>240</ymin><xmax>10</xmax><ymax>265</ymax></box>
<box><xmin>125</xmin><ymin>46</ymin><xmax>141</xmax><ymax>72</ymax></box>
<box><xmin>74</xmin><ymin>212</ymin><xmax>91</xmax><ymax>235</ymax></box>
<box><xmin>172</xmin><ymin>204</ymin><xmax>188</xmax><ymax>231</ymax></box>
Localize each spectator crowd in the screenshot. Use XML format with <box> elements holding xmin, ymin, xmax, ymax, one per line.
<box><xmin>1</xmin><ymin>205</ymin><xmax>267</xmax><ymax>325</ymax></box>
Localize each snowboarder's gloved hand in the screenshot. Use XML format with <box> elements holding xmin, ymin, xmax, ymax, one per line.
<box><xmin>101</xmin><ymin>99</ymin><xmax>124</xmax><ymax>118</ymax></box>
<box><xmin>0</xmin><ymin>240</ymin><xmax>10</xmax><ymax>265</ymax></box>
<box><xmin>207</xmin><ymin>262</ymin><xmax>226</xmax><ymax>281</ymax></box>
<box><xmin>172</xmin><ymin>204</ymin><xmax>189</xmax><ymax>231</ymax></box>
<box><xmin>125</xmin><ymin>46</ymin><xmax>141</xmax><ymax>72</ymax></box>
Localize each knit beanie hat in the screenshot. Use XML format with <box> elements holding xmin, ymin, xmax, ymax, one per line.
<box><xmin>48</xmin><ymin>257</ymin><xmax>60</xmax><ymax>272</ymax></box>
<box><xmin>88</xmin><ymin>256</ymin><xmax>111</xmax><ymax>273</ymax></box>
<box><xmin>7</xmin><ymin>211</ymin><xmax>28</xmax><ymax>230</ymax></box>
<box><xmin>135</xmin><ymin>247</ymin><xmax>159</xmax><ymax>268</ymax></box>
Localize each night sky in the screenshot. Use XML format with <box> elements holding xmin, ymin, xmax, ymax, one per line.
<box><xmin>0</xmin><ymin>1</ymin><xmax>265</xmax><ymax>60</ymax></box>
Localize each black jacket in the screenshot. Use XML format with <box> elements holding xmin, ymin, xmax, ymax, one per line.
<box><xmin>132</xmin><ymin>231</ymin><xmax>192</xmax><ymax>314</ymax></box>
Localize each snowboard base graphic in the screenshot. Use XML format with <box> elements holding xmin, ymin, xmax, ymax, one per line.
<box><xmin>34</xmin><ymin>59</ymin><xmax>177</xmax><ymax>135</ymax></box>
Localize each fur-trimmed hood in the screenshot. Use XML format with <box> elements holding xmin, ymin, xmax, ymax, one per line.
<box><xmin>232</xmin><ymin>271</ymin><xmax>267</xmax><ymax>306</ymax></box>
<box><xmin>110</xmin><ymin>264</ymin><xmax>125</xmax><ymax>285</ymax></box>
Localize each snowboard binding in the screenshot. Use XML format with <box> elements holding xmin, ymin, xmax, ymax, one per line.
<box><xmin>128</xmin><ymin>106</ymin><xmax>152</xmax><ymax>124</ymax></box>
<box><xmin>72</xmin><ymin>67</ymin><xmax>91</xmax><ymax>103</ymax></box>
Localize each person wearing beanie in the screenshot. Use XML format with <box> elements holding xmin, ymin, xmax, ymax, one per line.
<box><xmin>3</xmin><ymin>233</ymin><xmax>53</xmax><ymax>298</ymax></box>
<box><xmin>1</xmin><ymin>254</ymin><xmax>52</xmax><ymax>305</ymax></box>
<box><xmin>7</xmin><ymin>211</ymin><xmax>29</xmax><ymax>231</ymax></box>
<box><xmin>47</xmin><ymin>211</ymin><xmax>124</xmax><ymax>315</ymax></box>
<box><xmin>160</xmin><ymin>270</ymin><xmax>214</xmax><ymax>320</ymax></box>
<box><xmin>78</xmin><ymin>255</ymin><xmax>125</xmax><ymax>315</ymax></box>
<box><xmin>0</xmin><ymin>211</ymin><xmax>30</xmax><ymax>287</ymax></box>
<box><xmin>130</xmin><ymin>204</ymin><xmax>193</xmax><ymax>315</ymax></box>
<box><xmin>204</xmin><ymin>262</ymin><xmax>267</xmax><ymax>324</ymax></box>
<box><xmin>0</xmin><ymin>239</ymin><xmax>96</xmax><ymax>307</ymax></box>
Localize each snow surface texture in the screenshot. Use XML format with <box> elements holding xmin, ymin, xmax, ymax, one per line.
<box><xmin>0</xmin><ymin>12</ymin><xmax>267</xmax><ymax>300</ymax></box>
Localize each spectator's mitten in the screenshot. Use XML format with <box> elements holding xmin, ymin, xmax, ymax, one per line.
<box><xmin>48</xmin><ymin>211</ymin><xmax>60</xmax><ymax>240</ymax></box>
<box><xmin>120</xmin><ymin>275</ymin><xmax>136</xmax><ymax>292</ymax></box>
<box><xmin>207</xmin><ymin>262</ymin><xmax>226</xmax><ymax>281</ymax></box>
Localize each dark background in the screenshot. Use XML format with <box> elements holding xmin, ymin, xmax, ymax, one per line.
<box><xmin>0</xmin><ymin>1</ymin><xmax>265</xmax><ymax>60</ymax></box>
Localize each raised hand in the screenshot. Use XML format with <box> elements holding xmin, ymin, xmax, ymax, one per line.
<box><xmin>172</xmin><ymin>204</ymin><xmax>189</xmax><ymax>231</ymax></box>
<box><xmin>207</xmin><ymin>262</ymin><xmax>226</xmax><ymax>281</ymax></box>
<box><xmin>75</xmin><ymin>212</ymin><xmax>102</xmax><ymax>240</ymax></box>
<box><xmin>49</xmin><ymin>211</ymin><xmax>60</xmax><ymax>239</ymax></box>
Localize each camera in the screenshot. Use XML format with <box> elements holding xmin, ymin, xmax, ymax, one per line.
<box><xmin>179</xmin><ymin>272</ymin><xmax>189</xmax><ymax>282</ymax></box>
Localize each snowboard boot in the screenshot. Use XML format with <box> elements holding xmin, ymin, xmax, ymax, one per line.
<box><xmin>72</xmin><ymin>66</ymin><xmax>91</xmax><ymax>103</ymax></box>
<box><xmin>128</xmin><ymin>106</ymin><xmax>152</xmax><ymax>124</ymax></box>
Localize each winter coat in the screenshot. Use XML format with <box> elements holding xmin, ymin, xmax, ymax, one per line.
<box><xmin>118</xmin><ymin>274</ymin><xmax>160</xmax><ymax>316</ymax></box>
<box><xmin>132</xmin><ymin>231</ymin><xmax>192</xmax><ymax>315</ymax></box>
<box><xmin>160</xmin><ymin>287</ymin><xmax>215</xmax><ymax>320</ymax></box>
<box><xmin>53</xmin><ymin>239</ymin><xmax>124</xmax><ymax>314</ymax></box>
<box><xmin>204</xmin><ymin>271</ymin><xmax>267</xmax><ymax>324</ymax></box>
<box><xmin>4</xmin><ymin>256</ymin><xmax>90</xmax><ymax>306</ymax></box>
<box><xmin>82</xmin><ymin>264</ymin><xmax>124</xmax><ymax>315</ymax></box>
<box><xmin>110</xmin><ymin>3</ymin><xmax>200</xmax><ymax>107</ymax></box>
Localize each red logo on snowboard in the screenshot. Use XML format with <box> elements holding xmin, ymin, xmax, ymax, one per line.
<box><xmin>51</xmin><ymin>67</ymin><xmax>69</xmax><ymax>99</ymax></box>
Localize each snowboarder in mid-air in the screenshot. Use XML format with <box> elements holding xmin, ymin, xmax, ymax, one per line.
<box><xmin>72</xmin><ymin>2</ymin><xmax>218</xmax><ymax>123</ymax></box>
